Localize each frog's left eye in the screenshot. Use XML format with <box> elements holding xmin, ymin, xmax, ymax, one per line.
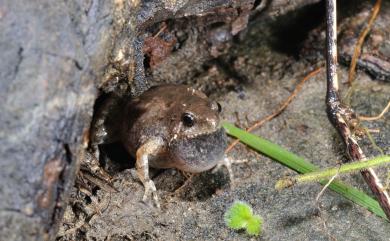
<box><xmin>182</xmin><ymin>112</ymin><xmax>195</xmax><ymax>127</ymax></box>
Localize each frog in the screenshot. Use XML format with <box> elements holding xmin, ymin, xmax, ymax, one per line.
<box><xmin>88</xmin><ymin>84</ymin><xmax>230</xmax><ymax>208</ymax></box>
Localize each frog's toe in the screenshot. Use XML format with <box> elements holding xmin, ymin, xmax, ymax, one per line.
<box><xmin>142</xmin><ymin>180</ymin><xmax>160</xmax><ymax>209</ymax></box>
<box><xmin>213</xmin><ymin>156</ymin><xmax>235</xmax><ymax>183</ymax></box>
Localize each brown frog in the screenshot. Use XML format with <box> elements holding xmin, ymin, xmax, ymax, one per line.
<box><xmin>89</xmin><ymin>84</ymin><xmax>229</xmax><ymax>208</ymax></box>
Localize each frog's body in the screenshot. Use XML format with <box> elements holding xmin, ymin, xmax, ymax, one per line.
<box><xmin>89</xmin><ymin>84</ymin><xmax>228</xmax><ymax>207</ymax></box>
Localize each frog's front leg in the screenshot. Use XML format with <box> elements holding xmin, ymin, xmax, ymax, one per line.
<box><xmin>213</xmin><ymin>156</ymin><xmax>251</xmax><ymax>187</ymax></box>
<box><xmin>213</xmin><ymin>156</ymin><xmax>235</xmax><ymax>185</ymax></box>
<box><xmin>136</xmin><ymin>137</ymin><xmax>164</xmax><ymax>209</ymax></box>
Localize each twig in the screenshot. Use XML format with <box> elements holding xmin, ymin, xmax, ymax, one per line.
<box><xmin>325</xmin><ymin>0</ymin><xmax>390</xmax><ymax>220</ymax></box>
<box><xmin>276</xmin><ymin>155</ymin><xmax>390</xmax><ymax>189</ymax></box>
<box><xmin>80</xmin><ymin>171</ymin><xmax>118</xmax><ymax>193</ymax></box>
<box><xmin>363</xmin><ymin>127</ymin><xmax>385</xmax><ymax>156</ymax></box>
<box><xmin>316</xmin><ymin>175</ymin><xmax>338</xmax><ymax>241</ymax></box>
<box><xmin>347</xmin><ymin>0</ymin><xmax>382</xmax><ymax>85</ymax></box>
<box><xmin>225</xmin><ymin>67</ymin><xmax>322</xmax><ymax>153</ymax></box>
<box><xmin>316</xmin><ymin>172</ymin><xmax>339</xmax><ymax>202</ymax></box>
<box><xmin>359</xmin><ymin>100</ymin><xmax>390</xmax><ymax>121</ymax></box>
<box><xmin>153</xmin><ymin>23</ymin><xmax>167</xmax><ymax>38</ymax></box>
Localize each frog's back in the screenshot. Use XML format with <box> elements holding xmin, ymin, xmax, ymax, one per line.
<box><xmin>136</xmin><ymin>85</ymin><xmax>207</xmax><ymax>103</ymax></box>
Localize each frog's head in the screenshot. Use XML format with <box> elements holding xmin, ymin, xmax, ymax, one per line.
<box><xmin>168</xmin><ymin>87</ymin><xmax>222</xmax><ymax>142</ymax></box>
<box><xmin>168</xmin><ymin>87</ymin><xmax>227</xmax><ymax>173</ymax></box>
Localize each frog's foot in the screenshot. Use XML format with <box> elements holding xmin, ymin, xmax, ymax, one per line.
<box><xmin>136</xmin><ymin>138</ymin><xmax>164</xmax><ymax>209</ymax></box>
<box><xmin>213</xmin><ymin>156</ymin><xmax>235</xmax><ymax>186</ymax></box>
<box><xmin>213</xmin><ymin>156</ymin><xmax>250</xmax><ymax>187</ymax></box>
<box><xmin>142</xmin><ymin>180</ymin><xmax>160</xmax><ymax>209</ymax></box>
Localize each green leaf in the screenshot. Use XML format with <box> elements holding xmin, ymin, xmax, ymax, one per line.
<box><xmin>246</xmin><ymin>215</ymin><xmax>263</xmax><ymax>236</ymax></box>
<box><xmin>225</xmin><ymin>201</ymin><xmax>263</xmax><ymax>236</ymax></box>
<box><xmin>222</xmin><ymin>122</ymin><xmax>388</xmax><ymax>221</ymax></box>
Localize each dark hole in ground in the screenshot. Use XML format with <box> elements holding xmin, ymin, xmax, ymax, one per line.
<box><xmin>100</xmin><ymin>142</ymin><xmax>135</xmax><ymax>172</ymax></box>
<box><xmin>268</xmin><ymin>0</ymin><xmax>325</xmax><ymax>58</ymax></box>
<box><xmin>190</xmin><ymin>170</ymin><xmax>229</xmax><ymax>201</ymax></box>
<box><xmin>268</xmin><ymin>0</ymin><xmax>368</xmax><ymax>60</ymax></box>
<box><xmin>90</xmin><ymin>91</ymin><xmax>135</xmax><ymax>172</ymax></box>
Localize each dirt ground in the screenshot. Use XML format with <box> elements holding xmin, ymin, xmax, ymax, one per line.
<box><xmin>57</xmin><ymin>2</ymin><xmax>390</xmax><ymax>240</ymax></box>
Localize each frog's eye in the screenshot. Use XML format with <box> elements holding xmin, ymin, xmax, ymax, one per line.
<box><xmin>182</xmin><ymin>112</ymin><xmax>195</xmax><ymax>127</ymax></box>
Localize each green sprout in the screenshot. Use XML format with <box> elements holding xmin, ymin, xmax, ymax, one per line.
<box><xmin>223</xmin><ymin>122</ymin><xmax>389</xmax><ymax>220</ymax></box>
<box><xmin>224</xmin><ymin>201</ymin><xmax>263</xmax><ymax>236</ymax></box>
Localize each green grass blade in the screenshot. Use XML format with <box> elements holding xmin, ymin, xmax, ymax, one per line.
<box><xmin>222</xmin><ymin>122</ymin><xmax>388</xmax><ymax>221</ymax></box>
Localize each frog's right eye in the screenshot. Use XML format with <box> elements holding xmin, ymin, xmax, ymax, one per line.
<box><xmin>182</xmin><ymin>112</ymin><xmax>195</xmax><ymax>127</ymax></box>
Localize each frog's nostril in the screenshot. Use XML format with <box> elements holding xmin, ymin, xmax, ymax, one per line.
<box><xmin>211</xmin><ymin>101</ymin><xmax>222</xmax><ymax>113</ymax></box>
<box><xmin>217</xmin><ymin>102</ymin><xmax>222</xmax><ymax>113</ymax></box>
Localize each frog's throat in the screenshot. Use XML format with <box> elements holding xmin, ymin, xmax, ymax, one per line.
<box><xmin>168</xmin><ymin>127</ymin><xmax>227</xmax><ymax>173</ymax></box>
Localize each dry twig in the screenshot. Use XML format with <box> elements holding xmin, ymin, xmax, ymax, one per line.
<box><xmin>359</xmin><ymin>100</ymin><xmax>390</xmax><ymax>121</ymax></box>
<box><xmin>348</xmin><ymin>0</ymin><xmax>382</xmax><ymax>85</ymax></box>
<box><xmin>225</xmin><ymin>67</ymin><xmax>322</xmax><ymax>154</ymax></box>
<box><xmin>325</xmin><ymin>0</ymin><xmax>390</xmax><ymax>220</ymax></box>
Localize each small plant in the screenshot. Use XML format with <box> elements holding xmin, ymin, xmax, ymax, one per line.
<box><xmin>224</xmin><ymin>201</ymin><xmax>263</xmax><ymax>236</ymax></box>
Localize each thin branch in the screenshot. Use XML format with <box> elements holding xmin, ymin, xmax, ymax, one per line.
<box><xmin>225</xmin><ymin>67</ymin><xmax>322</xmax><ymax>153</ymax></box>
<box><xmin>276</xmin><ymin>155</ymin><xmax>390</xmax><ymax>189</ymax></box>
<box><xmin>359</xmin><ymin>100</ymin><xmax>390</xmax><ymax>121</ymax></box>
<box><xmin>325</xmin><ymin>0</ymin><xmax>390</xmax><ymax>220</ymax></box>
<box><xmin>348</xmin><ymin>0</ymin><xmax>382</xmax><ymax>85</ymax></box>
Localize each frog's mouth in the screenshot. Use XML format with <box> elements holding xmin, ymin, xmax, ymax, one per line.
<box><xmin>171</xmin><ymin>121</ymin><xmax>223</xmax><ymax>141</ymax></box>
<box><xmin>183</xmin><ymin>129</ymin><xmax>220</xmax><ymax>139</ymax></box>
<box><xmin>169</xmin><ymin>128</ymin><xmax>227</xmax><ymax>173</ymax></box>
